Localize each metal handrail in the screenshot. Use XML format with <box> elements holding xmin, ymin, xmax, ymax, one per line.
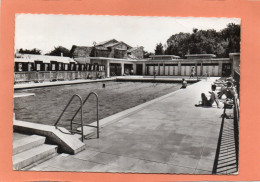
<box><xmin>71</xmin><ymin>92</ymin><xmax>99</xmax><ymax>138</ymax></box>
<box><xmin>233</xmin><ymin>95</ymin><xmax>239</xmax><ymax>171</ymax></box>
<box><xmin>54</xmin><ymin>94</ymin><xmax>84</xmax><ymax>141</ymax></box>
<box><xmin>212</xmin><ymin>105</ymin><xmax>226</xmax><ymax>174</ymax></box>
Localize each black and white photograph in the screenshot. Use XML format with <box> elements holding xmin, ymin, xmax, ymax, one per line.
<box><xmin>13</xmin><ymin>14</ymin><xmax>240</xmax><ymax>174</ymax></box>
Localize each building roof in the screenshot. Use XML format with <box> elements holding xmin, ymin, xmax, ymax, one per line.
<box><xmin>14</xmin><ymin>58</ymin><xmax>35</xmax><ymax>63</ymax></box>
<box><xmin>96</xmin><ymin>39</ymin><xmax>132</xmax><ymax>49</ymax></box>
<box><xmin>150</xmin><ymin>55</ymin><xmax>180</xmax><ymax>59</ymax></box>
<box><xmin>117</xmin><ymin>41</ymin><xmax>132</xmax><ymax>49</ymax></box>
<box><xmin>229</xmin><ymin>53</ymin><xmax>240</xmax><ymax>56</ymax></box>
<box><xmin>115</xmin><ymin>47</ymin><xmax>128</xmax><ymax>51</ymax></box>
<box><xmin>185</xmin><ymin>54</ymin><xmax>216</xmax><ymax>58</ymax></box>
<box><xmin>95</xmin><ymin>47</ymin><xmax>109</xmax><ymax>50</ymax></box>
<box><xmin>90</xmin><ymin>56</ymin><xmax>143</xmax><ymax>62</ymax></box>
<box><xmin>15</xmin><ymin>54</ymin><xmax>75</xmax><ymax>64</ymax></box>
<box><xmin>105</xmin><ymin>42</ymin><xmax>121</xmax><ymax>48</ymax></box>
<box><xmin>95</xmin><ymin>39</ymin><xmax>118</xmax><ymax>46</ymax></box>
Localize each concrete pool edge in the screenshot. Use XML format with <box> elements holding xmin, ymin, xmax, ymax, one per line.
<box><xmin>79</xmin><ymin>78</ymin><xmax>216</xmax><ymax>137</ymax></box>
<box><xmin>14</xmin><ymin>76</ymin><xmax>200</xmax><ymax>90</ymax></box>
<box><xmin>116</xmin><ymin>76</ymin><xmax>199</xmax><ymax>83</ymax></box>
<box><xmin>14</xmin><ymin>77</ymin><xmax>116</xmax><ymax>90</ymax></box>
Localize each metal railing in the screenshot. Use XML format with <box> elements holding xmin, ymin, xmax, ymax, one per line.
<box><xmin>234</xmin><ymin>70</ymin><xmax>240</xmax><ymax>98</ymax></box>
<box><xmin>54</xmin><ymin>92</ymin><xmax>100</xmax><ymax>141</ymax></box>
<box><xmin>54</xmin><ymin>94</ymin><xmax>84</xmax><ymax>141</ymax></box>
<box><xmin>233</xmin><ymin>94</ymin><xmax>240</xmax><ymax>171</ymax></box>
<box><xmin>212</xmin><ymin>104</ymin><xmax>227</xmax><ymax>174</ymax></box>
<box><xmin>233</xmin><ymin>70</ymin><xmax>240</xmax><ymax>170</ymax></box>
<box><xmin>70</xmin><ymin>92</ymin><xmax>99</xmax><ymax>139</ymax></box>
<box><xmin>212</xmin><ymin>91</ymin><xmax>240</xmax><ymax>174</ymax></box>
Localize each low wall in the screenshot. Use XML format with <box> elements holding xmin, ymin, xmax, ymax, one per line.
<box><xmin>14</xmin><ymin>71</ymin><xmax>106</xmax><ymax>84</ymax></box>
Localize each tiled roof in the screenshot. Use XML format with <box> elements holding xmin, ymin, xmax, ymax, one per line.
<box><xmin>105</xmin><ymin>42</ymin><xmax>121</xmax><ymax>47</ymax></box>
<box><xmin>115</xmin><ymin>47</ymin><xmax>127</xmax><ymax>51</ymax></box>
<box><xmin>95</xmin><ymin>39</ymin><xmax>118</xmax><ymax>46</ymax></box>
<box><xmin>95</xmin><ymin>47</ymin><xmax>109</xmax><ymax>50</ymax></box>
<box><xmin>96</xmin><ymin>40</ymin><xmax>132</xmax><ymax>49</ymax></box>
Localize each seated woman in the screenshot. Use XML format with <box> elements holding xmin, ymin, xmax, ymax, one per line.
<box><xmin>181</xmin><ymin>78</ymin><xmax>187</xmax><ymax>89</ymax></box>
<box><xmin>195</xmin><ymin>84</ymin><xmax>219</xmax><ymax>107</ymax></box>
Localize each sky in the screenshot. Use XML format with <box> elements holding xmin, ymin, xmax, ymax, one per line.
<box><xmin>15</xmin><ymin>14</ymin><xmax>240</xmax><ymax>54</ymax></box>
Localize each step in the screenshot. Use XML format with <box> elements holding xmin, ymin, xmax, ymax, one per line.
<box><xmin>13</xmin><ymin>132</ymin><xmax>30</xmax><ymax>141</ymax></box>
<box><xmin>13</xmin><ymin>135</ymin><xmax>46</xmax><ymax>155</ymax></box>
<box><xmin>13</xmin><ymin>144</ymin><xmax>58</xmax><ymax>170</ymax></box>
<box><xmin>14</xmin><ymin>120</ymin><xmax>86</xmax><ymax>154</ymax></box>
<box><xmin>22</xmin><ymin>152</ymin><xmax>59</xmax><ymax>170</ymax></box>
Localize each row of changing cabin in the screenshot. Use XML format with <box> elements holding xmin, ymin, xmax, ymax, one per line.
<box><xmin>14</xmin><ymin>53</ymin><xmax>235</xmax><ymax>78</ymax></box>
<box><xmin>146</xmin><ymin>63</ymin><xmax>225</xmax><ymax>77</ymax></box>
<box><xmin>14</xmin><ymin>54</ymin><xmax>106</xmax><ymax>83</ymax></box>
<box><xmin>14</xmin><ymin>55</ymin><xmax>105</xmax><ymax>72</ymax></box>
<box><xmin>144</xmin><ymin>54</ymin><xmax>234</xmax><ymax>77</ymax></box>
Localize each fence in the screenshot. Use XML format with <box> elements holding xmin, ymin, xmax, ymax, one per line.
<box><xmin>233</xmin><ymin>70</ymin><xmax>240</xmax><ymax>97</ymax></box>
<box><xmin>14</xmin><ymin>71</ymin><xmax>106</xmax><ymax>84</ymax></box>
<box><xmin>233</xmin><ymin>70</ymin><xmax>240</xmax><ymax>171</ymax></box>
<box><xmin>233</xmin><ymin>93</ymin><xmax>240</xmax><ymax>172</ymax></box>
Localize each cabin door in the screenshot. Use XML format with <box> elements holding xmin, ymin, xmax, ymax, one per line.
<box><xmin>222</xmin><ymin>63</ymin><xmax>232</xmax><ymax>77</ymax></box>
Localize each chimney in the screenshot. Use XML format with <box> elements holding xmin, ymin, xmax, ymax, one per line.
<box><xmin>61</xmin><ymin>53</ymin><xmax>63</xmax><ymax>57</ymax></box>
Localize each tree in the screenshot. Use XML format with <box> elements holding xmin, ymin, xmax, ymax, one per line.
<box><xmin>18</xmin><ymin>48</ymin><xmax>41</xmax><ymax>55</ymax></box>
<box><xmin>46</xmin><ymin>46</ymin><xmax>70</xmax><ymax>57</ymax></box>
<box><xmin>221</xmin><ymin>23</ymin><xmax>241</xmax><ymax>56</ymax></box>
<box><xmin>162</xmin><ymin>23</ymin><xmax>240</xmax><ymax>58</ymax></box>
<box><xmin>154</xmin><ymin>43</ymin><xmax>164</xmax><ymax>55</ymax></box>
<box><xmin>165</xmin><ymin>32</ymin><xmax>190</xmax><ymax>57</ymax></box>
<box><xmin>143</xmin><ymin>50</ymin><xmax>154</xmax><ymax>58</ymax></box>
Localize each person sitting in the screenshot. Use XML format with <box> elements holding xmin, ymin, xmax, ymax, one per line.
<box><xmin>195</xmin><ymin>84</ymin><xmax>219</xmax><ymax>107</ymax></box>
<box><xmin>218</xmin><ymin>81</ymin><xmax>235</xmax><ymax>99</ymax></box>
<box><xmin>181</xmin><ymin>78</ymin><xmax>187</xmax><ymax>89</ymax></box>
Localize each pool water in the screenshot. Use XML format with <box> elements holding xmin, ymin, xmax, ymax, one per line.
<box><xmin>14</xmin><ymin>81</ymin><xmax>184</xmax><ymax>129</ymax></box>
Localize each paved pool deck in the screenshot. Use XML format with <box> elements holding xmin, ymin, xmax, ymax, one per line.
<box><xmin>29</xmin><ymin>77</ymin><xmax>225</xmax><ymax>174</ymax></box>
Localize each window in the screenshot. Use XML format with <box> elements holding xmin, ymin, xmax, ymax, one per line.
<box><xmin>52</xmin><ymin>64</ymin><xmax>55</xmax><ymax>71</ymax></box>
<box><xmin>18</xmin><ymin>63</ymin><xmax>23</xmax><ymax>72</ymax></box>
<box><xmin>36</xmin><ymin>64</ymin><xmax>41</xmax><ymax>71</ymax></box>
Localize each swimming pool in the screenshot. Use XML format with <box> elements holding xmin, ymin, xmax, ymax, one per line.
<box><xmin>14</xmin><ymin>81</ymin><xmax>185</xmax><ymax>129</ymax></box>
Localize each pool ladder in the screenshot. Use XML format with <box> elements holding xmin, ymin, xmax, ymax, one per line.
<box><xmin>54</xmin><ymin>92</ymin><xmax>99</xmax><ymax>142</ymax></box>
